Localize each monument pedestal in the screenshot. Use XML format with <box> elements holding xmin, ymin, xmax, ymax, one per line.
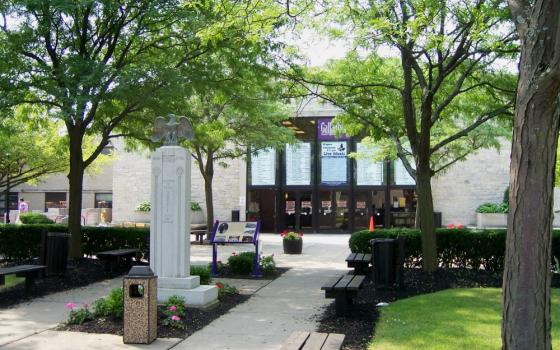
<box><xmin>150</xmin><ymin>146</ymin><xmax>218</xmax><ymax>306</ymax></box>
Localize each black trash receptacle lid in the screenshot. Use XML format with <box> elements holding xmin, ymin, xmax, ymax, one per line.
<box><xmin>127</xmin><ymin>266</ymin><xmax>155</xmax><ymax>277</ymax></box>
<box><xmin>370</xmin><ymin>238</ymin><xmax>396</xmax><ymax>244</ymax></box>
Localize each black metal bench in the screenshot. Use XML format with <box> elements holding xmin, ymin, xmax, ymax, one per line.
<box><xmin>321</xmin><ymin>274</ymin><xmax>365</xmax><ymax>316</ymax></box>
<box><xmin>0</xmin><ymin>265</ymin><xmax>47</xmax><ymax>293</ymax></box>
<box><xmin>190</xmin><ymin>224</ymin><xmax>207</xmax><ymax>244</ymax></box>
<box><xmin>345</xmin><ymin>253</ymin><xmax>372</xmax><ymax>274</ymax></box>
<box><xmin>281</xmin><ymin>331</ymin><xmax>345</xmax><ymax>350</ymax></box>
<box><xmin>96</xmin><ymin>248</ymin><xmax>140</xmax><ymax>271</ymax></box>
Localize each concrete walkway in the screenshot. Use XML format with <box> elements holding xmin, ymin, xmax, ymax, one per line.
<box><xmin>0</xmin><ymin>234</ymin><xmax>350</xmax><ymax>350</ymax></box>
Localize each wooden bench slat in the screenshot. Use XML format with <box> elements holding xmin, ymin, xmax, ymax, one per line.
<box><xmin>363</xmin><ymin>253</ymin><xmax>372</xmax><ymax>262</ymax></box>
<box><xmin>0</xmin><ymin>265</ymin><xmax>47</xmax><ymax>276</ymax></box>
<box><xmin>301</xmin><ymin>332</ymin><xmax>328</xmax><ymax>350</ymax></box>
<box><xmin>333</xmin><ymin>275</ymin><xmax>355</xmax><ymax>291</ymax></box>
<box><xmin>346</xmin><ymin>275</ymin><xmax>365</xmax><ymax>291</ymax></box>
<box><xmin>355</xmin><ymin>253</ymin><xmax>364</xmax><ymax>261</ymax></box>
<box><xmin>321</xmin><ymin>334</ymin><xmax>345</xmax><ymax>350</ymax></box>
<box><xmin>280</xmin><ymin>331</ymin><xmax>310</xmax><ymax>350</ymax></box>
<box><xmin>321</xmin><ymin>275</ymin><xmax>344</xmax><ymax>291</ymax></box>
<box><xmin>96</xmin><ymin>248</ymin><xmax>139</xmax><ymax>257</ymax></box>
<box><xmin>345</xmin><ymin>253</ymin><xmax>357</xmax><ymax>262</ymax></box>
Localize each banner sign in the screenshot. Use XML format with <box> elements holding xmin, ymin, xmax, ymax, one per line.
<box><xmin>285</xmin><ymin>143</ymin><xmax>311</xmax><ymax>185</ymax></box>
<box><xmin>251</xmin><ymin>148</ymin><xmax>276</xmax><ymax>186</ymax></box>
<box><xmin>394</xmin><ymin>159</ymin><xmax>416</xmax><ymax>185</ymax></box>
<box><xmin>356</xmin><ymin>143</ymin><xmax>384</xmax><ymax>185</ymax></box>
<box><xmin>321</xmin><ymin>141</ymin><xmax>347</xmax><ymax>185</ymax></box>
<box><xmin>317</xmin><ymin>118</ymin><xmax>348</xmax><ymax>140</ymax></box>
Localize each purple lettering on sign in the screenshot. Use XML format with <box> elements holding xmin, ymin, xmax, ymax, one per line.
<box><xmin>317</xmin><ymin>118</ymin><xmax>347</xmax><ymax>140</ymax></box>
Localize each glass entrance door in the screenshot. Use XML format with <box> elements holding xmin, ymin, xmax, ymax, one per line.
<box><xmin>283</xmin><ymin>191</ymin><xmax>313</xmax><ymax>231</ymax></box>
<box><xmin>318</xmin><ymin>190</ymin><xmax>350</xmax><ymax>230</ymax></box>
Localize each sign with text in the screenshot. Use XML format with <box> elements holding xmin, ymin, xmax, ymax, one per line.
<box><xmin>251</xmin><ymin>148</ymin><xmax>276</xmax><ymax>186</ymax></box>
<box><xmin>356</xmin><ymin>143</ymin><xmax>384</xmax><ymax>186</ymax></box>
<box><xmin>285</xmin><ymin>143</ymin><xmax>311</xmax><ymax>185</ymax></box>
<box><xmin>317</xmin><ymin>118</ymin><xmax>348</xmax><ymax>140</ymax></box>
<box><xmin>211</xmin><ymin>221</ymin><xmax>262</xmax><ymax>278</ymax></box>
<box><xmin>321</xmin><ymin>141</ymin><xmax>347</xmax><ymax>185</ymax></box>
<box><xmin>394</xmin><ymin>159</ymin><xmax>416</xmax><ymax>185</ymax></box>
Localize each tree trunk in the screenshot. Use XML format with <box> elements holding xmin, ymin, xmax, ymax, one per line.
<box><xmin>4</xmin><ymin>175</ymin><xmax>10</xmax><ymax>224</ymax></box>
<box><xmin>204</xmin><ymin>152</ymin><xmax>215</xmax><ymax>240</ymax></box>
<box><xmin>502</xmin><ymin>78</ymin><xmax>560</xmax><ymax>350</ymax></box>
<box><xmin>67</xmin><ymin>130</ymin><xmax>85</xmax><ymax>259</ymax></box>
<box><xmin>415</xmin><ymin>158</ymin><xmax>437</xmax><ymax>272</ymax></box>
<box><xmin>502</xmin><ymin>1</ymin><xmax>560</xmax><ymax>348</ymax></box>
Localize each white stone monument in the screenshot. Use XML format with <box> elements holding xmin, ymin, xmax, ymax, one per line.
<box><xmin>150</xmin><ymin>115</ymin><xmax>218</xmax><ymax>306</ymax></box>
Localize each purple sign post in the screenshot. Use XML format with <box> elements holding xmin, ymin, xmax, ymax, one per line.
<box><xmin>317</xmin><ymin>118</ymin><xmax>348</xmax><ymax>140</ymax></box>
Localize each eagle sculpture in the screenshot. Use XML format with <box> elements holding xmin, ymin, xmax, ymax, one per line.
<box><xmin>151</xmin><ymin>114</ymin><xmax>194</xmax><ymax>146</ymax></box>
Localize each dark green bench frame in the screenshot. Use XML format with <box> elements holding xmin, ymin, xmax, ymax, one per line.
<box><xmin>96</xmin><ymin>248</ymin><xmax>140</xmax><ymax>271</ymax></box>
<box><xmin>321</xmin><ymin>274</ymin><xmax>365</xmax><ymax>316</ymax></box>
<box><xmin>0</xmin><ymin>265</ymin><xmax>47</xmax><ymax>293</ymax></box>
<box><xmin>345</xmin><ymin>253</ymin><xmax>372</xmax><ymax>274</ymax></box>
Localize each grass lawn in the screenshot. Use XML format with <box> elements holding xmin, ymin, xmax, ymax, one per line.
<box><xmin>0</xmin><ymin>275</ymin><xmax>24</xmax><ymax>290</ymax></box>
<box><xmin>370</xmin><ymin>288</ymin><xmax>560</xmax><ymax>350</ymax></box>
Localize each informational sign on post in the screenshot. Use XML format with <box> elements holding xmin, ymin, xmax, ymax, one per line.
<box><xmin>210</xmin><ymin>221</ymin><xmax>262</xmax><ymax>277</ymax></box>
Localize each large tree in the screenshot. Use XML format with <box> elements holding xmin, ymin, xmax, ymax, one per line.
<box><xmin>128</xmin><ymin>48</ymin><xmax>295</xmax><ymax>235</ymax></box>
<box><xmin>0</xmin><ymin>0</ymin><xmax>291</xmax><ymax>257</ymax></box>
<box><xmin>502</xmin><ymin>0</ymin><xmax>560</xmax><ymax>348</ymax></box>
<box><xmin>292</xmin><ymin>0</ymin><xmax>517</xmax><ymax>271</ymax></box>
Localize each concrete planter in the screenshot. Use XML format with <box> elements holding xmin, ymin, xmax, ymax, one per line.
<box><xmin>283</xmin><ymin>239</ymin><xmax>303</xmax><ymax>254</ymax></box>
<box><xmin>133</xmin><ymin>211</ymin><xmax>151</xmax><ymax>223</ymax></box>
<box><xmin>191</xmin><ymin>210</ymin><xmax>205</xmax><ymax>225</ymax></box>
<box><xmin>476</xmin><ymin>213</ymin><xmax>508</xmax><ymax>228</ymax></box>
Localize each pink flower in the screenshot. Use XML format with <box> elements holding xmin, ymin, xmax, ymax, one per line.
<box><xmin>457</xmin><ymin>224</ymin><xmax>464</xmax><ymax>229</ymax></box>
<box><xmin>66</xmin><ymin>303</ymin><xmax>75</xmax><ymax>310</ymax></box>
<box><xmin>171</xmin><ymin>315</ymin><xmax>181</xmax><ymax>322</ymax></box>
<box><xmin>231</xmin><ymin>252</ymin><xmax>237</xmax><ymax>256</ymax></box>
<box><xmin>83</xmin><ymin>304</ymin><xmax>89</xmax><ymax>309</ymax></box>
<box><xmin>447</xmin><ymin>224</ymin><xmax>455</xmax><ymax>229</ymax></box>
<box><xmin>169</xmin><ymin>305</ymin><xmax>177</xmax><ymax>311</ymax></box>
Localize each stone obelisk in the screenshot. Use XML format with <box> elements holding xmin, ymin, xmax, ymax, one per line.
<box><xmin>150</xmin><ymin>115</ymin><xmax>217</xmax><ymax>305</ymax></box>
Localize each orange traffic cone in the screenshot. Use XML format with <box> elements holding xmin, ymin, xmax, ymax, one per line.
<box><xmin>369</xmin><ymin>216</ymin><xmax>375</xmax><ymax>232</ymax></box>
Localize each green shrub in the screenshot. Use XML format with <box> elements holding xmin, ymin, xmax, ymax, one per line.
<box><xmin>135</xmin><ymin>200</ymin><xmax>151</xmax><ymax>212</ymax></box>
<box><xmin>190</xmin><ymin>202</ymin><xmax>202</xmax><ymax>211</ymax></box>
<box><xmin>259</xmin><ymin>254</ymin><xmax>276</xmax><ymax>275</ymax></box>
<box><xmin>475</xmin><ymin>202</ymin><xmax>508</xmax><ymax>213</ymax></box>
<box><xmin>66</xmin><ymin>303</ymin><xmax>94</xmax><ymax>325</ymax></box>
<box><xmin>19</xmin><ymin>213</ymin><xmax>54</xmax><ymax>224</ymax></box>
<box><xmin>349</xmin><ymin>228</ymin><xmax>512</xmax><ymax>271</ymax></box>
<box><xmin>190</xmin><ymin>265</ymin><xmax>211</xmax><ymax>285</ymax></box>
<box><xmin>92</xmin><ymin>287</ymin><xmax>124</xmax><ymax>319</ymax></box>
<box><xmin>228</xmin><ymin>252</ymin><xmax>255</xmax><ymax>275</ymax></box>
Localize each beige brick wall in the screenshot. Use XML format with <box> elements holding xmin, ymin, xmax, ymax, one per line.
<box><xmin>111</xmin><ymin>146</ymin><xmax>246</xmax><ymax>224</ymax></box>
<box><xmin>12</xmin><ymin>159</ymin><xmax>113</xmax><ymax>210</ymax></box>
<box><xmin>432</xmin><ymin>141</ymin><xmax>511</xmax><ymax>226</ymax></box>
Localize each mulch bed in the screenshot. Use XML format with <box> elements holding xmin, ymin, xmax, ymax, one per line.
<box><xmin>317</xmin><ymin>268</ymin><xmax>560</xmax><ymax>350</ymax></box>
<box><xmin>59</xmin><ymin>293</ymin><xmax>250</xmax><ymax>338</ymax></box>
<box><xmin>214</xmin><ymin>266</ymin><xmax>289</xmax><ymax>280</ymax></box>
<box><xmin>0</xmin><ymin>258</ymin><xmax>124</xmax><ymax>309</ymax></box>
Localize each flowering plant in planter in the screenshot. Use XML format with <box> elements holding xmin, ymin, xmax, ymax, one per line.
<box><xmin>281</xmin><ymin>231</ymin><xmax>303</xmax><ymax>254</ymax></box>
<box><xmin>280</xmin><ymin>231</ymin><xmax>303</xmax><ymax>241</ymax></box>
